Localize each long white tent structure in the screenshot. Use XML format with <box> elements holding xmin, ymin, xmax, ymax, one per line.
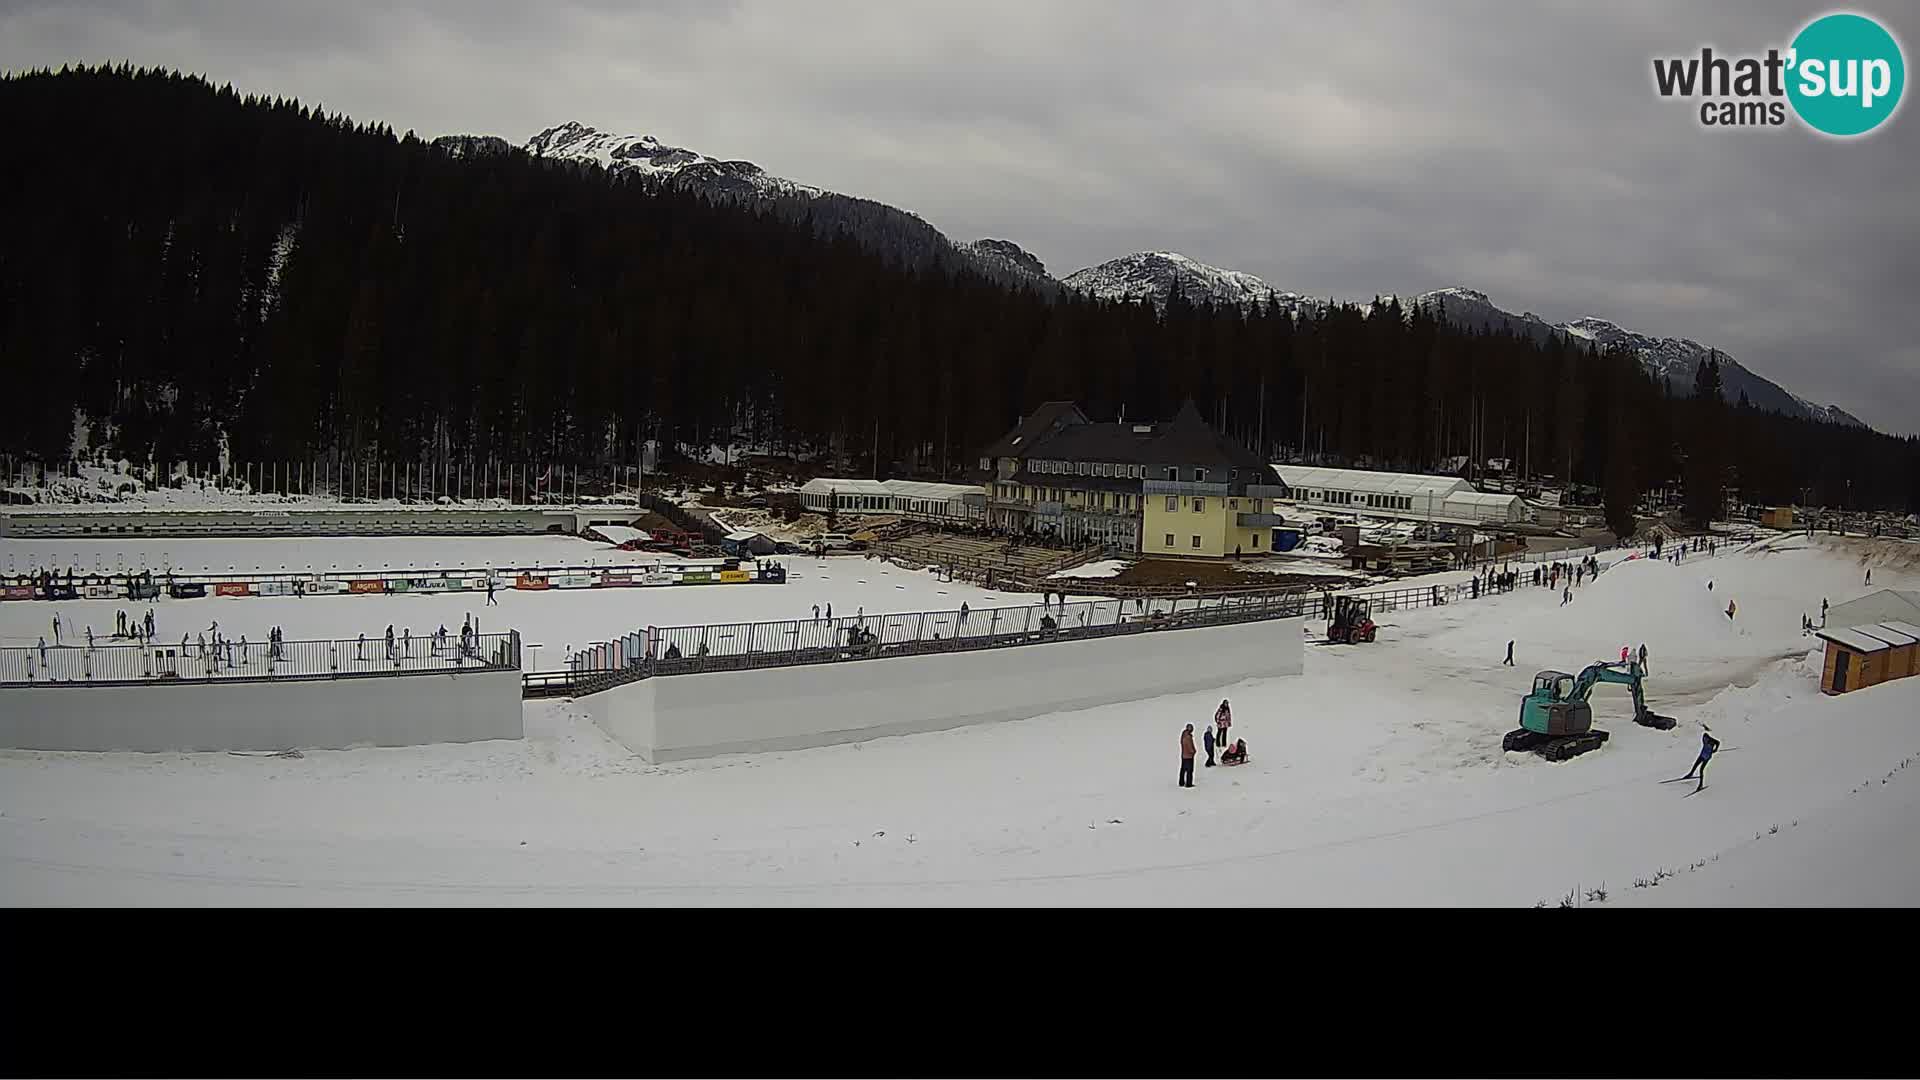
<box><xmin>798</xmin><ymin>478</ymin><xmax>987</xmax><ymax>522</ymax></box>
<box><xmin>1273</xmin><ymin>465</ymin><xmax>1529</xmax><ymax>525</ymax></box>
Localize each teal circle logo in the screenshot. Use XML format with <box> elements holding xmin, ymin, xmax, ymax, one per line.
<box><xmin>1787</xmin><ymin>13</ymin><xmax>1905</xmax><ymax>136</ymax></box>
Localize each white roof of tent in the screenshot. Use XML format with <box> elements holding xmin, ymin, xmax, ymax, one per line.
<box><xmin>724</xmin><ymin>530</ymin><xmax>767</xmax><ymax>542</ymax></box>
<box><xmin>1444</xmin><ymin>492</ymin><xmax>1525</xmax><ymax>507</ymax></box>
<box><xmin>799</xmin><ymin>477</ymin><xmax>978</xmax><ymax>500</ymax></box>
<box><xmin>1273</xmin><ymin>465</ymin><xmax>1471</xmax><ymax>498</ymax></box>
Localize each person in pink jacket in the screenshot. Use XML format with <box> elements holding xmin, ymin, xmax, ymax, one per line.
<box><xmin>1214</xmin><ymin>699</ymin><xmax>1232</xmax><ymax>749</ymax></box>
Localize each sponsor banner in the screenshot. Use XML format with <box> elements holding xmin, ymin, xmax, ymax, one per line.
<box><xmin>418</xmin><ymin>579</ymin><xmax>458</xmax><ymax>592</ymax></box>
<box><xmin>641</xmin><ymin>571</ymin><xmax>676</xmax><ymax>586</ymax></box>
<box><xmin>718</xmin><ymin>569</ymin><xmax>750</xmax><ymax>584</ymax></box>
<box><xmin>554</xmin><ymin>574</ymin><xmax>594</xmax><ymax>589</ymax></box>
<box><xmin>0</xmin><ymin>585</ymin><xmax>37</xmax><ymax>601</ymax></box>
<box><xmin>349</xmin><ymin>579</ymin><xmax>386</xmax><ymax>594</ymax></box>
<box><xmin>680</xmin><ymin>571</ymin><xmax>712</xmax><ymax>584</ymax></box>
<box><xmin>306</xmin><ymin>580</ymin><xmax>351</xmax><ymax>595</ymax></box>
<box><xmin>516</xmin><ymin>574</ymin><xmax>550</xmax><ymax>590</ymax></box>
<box><xmin>254</xmin><ymin>581</ymin><xmax>295</xmax><ymax>597</ymax></box>
<box><xmin>389</xmin><ymin>579</ymin><xmax>413</xmax><ymax>593</ymax></box>
<box><xmin>83</xmin><ymin>584</ymin><xmax>119</xmax><ymax>599</ymax></box>
<box><xmin>214</xmin><ymin>582</ymin><xmax>251</xmax><ymax>597</ymax></box>
<box><xmin>597</xmin><ymin>573</ymin><xmax>634</xmax><ymax>587</ymax></box>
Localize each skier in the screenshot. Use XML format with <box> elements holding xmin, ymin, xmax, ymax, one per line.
<box><xmin>1679</xmin><ymin>728</ymin><xmax>1721</xmax><ymax>792</ymax></box>
<box><xmin>1562</xmin><ymin>587</ymin><xmax>1571</xmax><ymax>606</ymax></box>
<box><xmin>52</xmin><ymin>612</ymin><xmax>61</xmax><ymax>644</ymax></box>
<box><xmin>1866</xmin><ymin>568</ymin><xmax>1872</xmax><ymax>587</ymax></box>
<box><xmin>1214</xmin><ymin>699</ymin><xmax>1232</xmax><ymax>749</ymax></box>
<box><xmin>1179</xmin><ymin>724</ymin><xmax>1197</xmax><ymax>788</ymax></box>
<box><xmin>1203</xmin><ymin>724</ymin><xmax>1216</xmax><ymax>768</ymax></box>
<box><xmin>1504</xmin><ymin>640</ymin><xmax>1515</xmax><ymax>667</ymax></box>
<box><xmin>1726</xmin><ymin>600</ymin><xmax>1736</xmax><ymax>621</ymax></box>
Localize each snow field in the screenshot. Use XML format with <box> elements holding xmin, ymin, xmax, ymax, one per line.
<box><xmin>0</xmin><ymin>534</ymin><xmax>1915</xmax><ymax>904</ymax></box>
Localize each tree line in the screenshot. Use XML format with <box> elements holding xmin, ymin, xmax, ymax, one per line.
<box><xmin>2</xmin><ymin>65</ymin><xmax>1915</xmax><ymax>528</ymax></box>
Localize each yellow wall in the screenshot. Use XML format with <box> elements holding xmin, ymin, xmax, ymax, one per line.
<box><xmin>1142</xmin><ymin>495</ymin><xmax>1270</xmax><ymax>558</ymax></box>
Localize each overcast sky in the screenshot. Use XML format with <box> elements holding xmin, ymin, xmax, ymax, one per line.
<box><xmin>4</xmin><ymin>0</ymin><xmax>1915</xmax><ymax>431</ymax></box>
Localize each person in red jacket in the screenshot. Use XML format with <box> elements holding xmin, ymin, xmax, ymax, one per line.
<box><xmin>1179</xmin><ymin>725</ymin><xmax>1197</xmax><ymax>788</ymax></box>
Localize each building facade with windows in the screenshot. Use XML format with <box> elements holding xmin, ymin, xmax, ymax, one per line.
<box><xmin>1273</xmin><ymin>465</ymin><xmax>1529</xmax><ymax>525</ymax></box>
<box><xmin>978</xmin><ymin>400</ymin><xmax>1284</xmax><ymax>554</ymax></box>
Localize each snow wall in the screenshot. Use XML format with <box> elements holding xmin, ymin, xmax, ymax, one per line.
<box><xmin>0</xmin><ymin>668</ymin><xmax>523</xmax><ymax>752</ymax></box>
<box><xmin>589</xmin><ymin>615</ymin><xmax>1305</xmax><ymax>762</ymax></box>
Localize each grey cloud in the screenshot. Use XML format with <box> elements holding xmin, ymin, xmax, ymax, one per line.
<box><xmin>2</xmin><ymin>0</ymin><xmax>1914</xmax><ymax>430</ymax></box>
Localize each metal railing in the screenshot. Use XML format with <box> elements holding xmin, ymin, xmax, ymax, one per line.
<box><xmin>1</xmin><ymin>631</ymin><xmax>521</xmax><ymax>687</ymax></box>
<box><xmin>524</xmin><ymin>590</ymin><xmax>1308</xmax><ymax>698</ymax></box>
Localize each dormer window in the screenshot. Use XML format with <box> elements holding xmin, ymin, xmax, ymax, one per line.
<box><xmin>1195</xmin><ymin>468</ymin><xmax>1208</xmax><ymax>483</ymax></box>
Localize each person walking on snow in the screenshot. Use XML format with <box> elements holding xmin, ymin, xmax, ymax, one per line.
<box><xmin>1179</xmin><ymin>725</ymin><xmax>1197</xmax><ymax>788</ymax></box>
<box><xmin>1680</xmin><ymin>728</ymin><xmax>1721</xmax><ymax>792</ymax></box>
<box><xmin>1214</xmin><ymin>699</ymin><xmax>1232</xmax><ymax>749</ymax></box>
<box><xmin>1504</xmin><ymin>640</ymin><xmax>1515</xmax><ymax>666</ymax></box>
<box><xmin>812</xmin><ymin>603</ymin><xmax>819</xmax><ymax>621</ymax></box>
<box><xmin>1562</xmin><ymin>587</ymin><xmax>1571</xmax><ymax>606</ymax></box>
<box><xmin>485</xmin><ymin>576</ymin><xmax>498</xmax><ymax>606</ymax></box>
<box><xmin>1203</xmin><ymin>725</ymin><xmax>1216</xmax><ymax>767</ymax></box>
<box><xmin>1638</xmin><ymin>643</ymin><xmax>1649</xmax><ymax>672</ymax></box>
<box><xmin>38</xmin><ymin>636</ymin><xmax>47</xmax><ymax>664</ymax></box>
<box><xmin>52</xmin><ymin>612</ymin><xmax>61</xmax><ymax>645</ymax></box>
<box><xmin>1865</xmin><ymin>568</ymin><xmax>1872</xmax><ymax>586</ymax></box>
<box><xmin>1726</xmin><ymin>600</ymin><xmax>1736</xmax><ymax>621</ymax></box>
<box><xmin>1821</xmin><ymin>598</ymin><xmax>1829</xmax><ymax>627</ymax></box>
<box><xmin>1621</xmin><ymin>645</ymin><xmax>1630</xmax><ymax>665</ymax></box>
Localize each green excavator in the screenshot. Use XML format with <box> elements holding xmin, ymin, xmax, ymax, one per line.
<box><xmin>1503</xmin><ymin>660</ymin><xmax>1678</xmax><ymax>761</ymax></box>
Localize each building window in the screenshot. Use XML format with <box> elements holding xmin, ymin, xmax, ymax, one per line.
<box><xmin>1164</xmin><ymin>533</ymin><xmax>1175</xmax><ymax>547</ymax></box>
<box><xmin>1165</xmin><ymin>496</ymin><xmax>1178</xmax><ymax>512</ymax></box>
<box><xmin>980</xmin><ymin>457</ymin><xmax>990</xmax><ymax>471</ymax></box>
<box><xmin>1191</xmin><ymin>535</ymin><xmax>1202</xmax><ymax>549</ymax></box>
<box><xmin>1078</xmin><ymin>462</ymin><xmax>1089</xmax><ymax>476</ymax></box>
<box><xmin>1229</xmin><ymin>499</ymin><xmax>1238</xmax><ymax>510</ymax></box>
<box><xmin>1165</xmin><ymin>467</ymin><xmax>1177</xmax><ymax>480</ymax></box>
<box><xmin>1192</xmin><ymin>498</ymin><xmax>1204</xmax><ymax>513</ymax></box>
<box><xmin>1253</xmin><ymin>533</ymin><xmax>1261</xmax><ymax>548</ymax></box>
<box><xmin>1195</xmin><ymin>468</ymin><xmax>1208</xmax><ymax>483</ymax></box>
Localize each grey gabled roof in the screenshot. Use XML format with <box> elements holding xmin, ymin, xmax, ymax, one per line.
<box><xmin>991</xmin><ymin>399</ymin><xmax>1268</xmax><ymax>472</ymax></box>
<box><xmin>981</xmin><ymin>401</ymin><xmax>1090</xmax><ymax>458</ymax></box>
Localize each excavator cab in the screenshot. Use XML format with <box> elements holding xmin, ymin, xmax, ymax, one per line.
<box><xmin>1505</xmin><ymin>669</ymin><xmax>1607</xmax><ymax>761</ymax></box>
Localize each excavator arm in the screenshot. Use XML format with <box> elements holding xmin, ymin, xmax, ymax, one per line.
<box><xmin>1567</xmin><ymin>662</ymin><xmax>1663</xmax><ymax>727</ymax></box>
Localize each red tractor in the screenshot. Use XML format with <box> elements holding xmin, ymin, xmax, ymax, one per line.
<box><xmin>1326</xmin><ymin>596</ymin><xmax>1378</xmax><ymax>644</ymax></box>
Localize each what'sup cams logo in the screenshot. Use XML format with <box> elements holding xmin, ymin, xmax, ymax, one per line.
<box><xmin>1653</xmin><ymin>11</ymin><xmax>1905</xmax><ymax>136</ymax></box>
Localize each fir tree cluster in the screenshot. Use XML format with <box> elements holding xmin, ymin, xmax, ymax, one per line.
<box><xmin>2</xmin><ymin>65</ymin><xmax>1914</xmax><ymax>525</ymax></box>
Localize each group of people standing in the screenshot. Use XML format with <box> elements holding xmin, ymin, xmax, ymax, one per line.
<box><xmin>1179</xmin><ymin>699</ymin><xmax>1246</xmax><ymax>787</ymax></box>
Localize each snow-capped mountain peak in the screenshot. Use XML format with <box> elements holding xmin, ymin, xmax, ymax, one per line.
<box><xmin>525</xmin><ymin>121</ymin><xmax>819</xmax><ymax>197</ymax></box>
<box><xmin>1062</xmin><ymin>251</ymin><xmax>1321</xmax><ymax>314</ymax></box>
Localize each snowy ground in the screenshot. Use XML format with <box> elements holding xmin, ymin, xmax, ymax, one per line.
<box><xmin>2</xmin><ymin>534</ymin><xmax>1916</xmax><ymax>905</ymax></box>
<box><xmin>0</xmin><ymin>542</ymin><xmax>1042</xmax><ymax>659</ymax></box>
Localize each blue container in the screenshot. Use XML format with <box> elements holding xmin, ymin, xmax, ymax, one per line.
<box><xmin>1272</xmin><ymin>530</ymin><xmax>1303</xmax><ymax>553</ymax></box>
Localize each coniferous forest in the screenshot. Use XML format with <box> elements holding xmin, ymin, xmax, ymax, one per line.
<box><xmin>3</xmin><ymin>66</ymin><xmax>1915</xmax><ymax>520</ymax></box>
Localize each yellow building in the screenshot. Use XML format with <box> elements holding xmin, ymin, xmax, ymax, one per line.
<box><xmin>1141</xmin><ymin>483</ymin><xmax>1288</xmax><ymax>558</ymax></box>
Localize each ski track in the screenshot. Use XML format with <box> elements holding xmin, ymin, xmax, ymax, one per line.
<box><xmin>2</xmin><ymin>536</ymin><xmax>1917</xmax><ymax>905</ymax></box>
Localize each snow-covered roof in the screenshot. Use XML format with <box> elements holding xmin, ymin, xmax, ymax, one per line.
<box><xmin>1273</xmin><ymin>465</ymin><xmax>1470</xmax><ymax>498</ymax></box>
<box><xmin>1879</xmin><ymin>620</ymin><xmax>1920</xmax><ymax>642</ymax></box>
<box><xmin>1443</xmin><ymin>492</ymin><xmax>1525</xmax><ymax>508</ymax></box>
<box><xmin>1854</xmin><ymin>622</ymin><xmax>1918</xmax><ymax>648</ymax></box>
<box><xmin>590</xmin><ymin>525</ymin><xmax>650</xmax><ymax>545</ymax></box>
<box><xmin>1817</xmin><ymin>627</ymin><xmax>1895</xmax><ymax>653</ymax></box>
<box><xmin>798</xmin><ymin>478</ymin><xmax>979</xmax><ymax>500</ymax></box>
<box><xmin>723</xmin><ymin>530</ymin><xmax>766</xmax><ymax>542</ymax></box>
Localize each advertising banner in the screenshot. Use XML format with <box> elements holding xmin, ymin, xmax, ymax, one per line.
<box><xmin>214</xmin><ymin>582</ymin><xmax>251</xmax><ymax>597</ymax></box>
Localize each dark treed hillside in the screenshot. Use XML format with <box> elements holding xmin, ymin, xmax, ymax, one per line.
<box><xmin>2</xmin><ymin>66</ymin><xmax>1915</xmax><ymax>518</ymax></box>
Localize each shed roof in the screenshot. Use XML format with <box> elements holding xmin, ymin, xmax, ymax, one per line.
<box><xmin>1825</xmin><ymin>589</ymin><xmax>1920</xmax><ymax>629</ymax></box>
<box><xmin>798</xmin><ymin>477</ymin><xmax>978</xmax><ymax>500</ymax></box>
<box><xmin>1879</xmin><ymin>620</ymin><xmax>1920</xmax><ymax>641</ymax></box>
<box><xmin>723</xmin><ymin>530</ymin><xmax>767</xmax><ymax>542</ymax></box>
<box><xmin>1443</xmin><ymin>491</ymin><xmax>1526</xmax><ymax>508</ymax></box>
<box><xmin>1817</xmin><ymin>627</ymin><xmax>1895</xmax><ymax>653</ymax></box>
<box><xmin>1856</xmin><ymin>622</ymin><xmax>1919</xmax><ymax>648</ymax></box>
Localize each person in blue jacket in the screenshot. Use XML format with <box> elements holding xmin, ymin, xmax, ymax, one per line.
<box><xmin>1681</xmin><ymin>728</ymin><xmax>1721</xmax><ymax>792</ymax></box>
